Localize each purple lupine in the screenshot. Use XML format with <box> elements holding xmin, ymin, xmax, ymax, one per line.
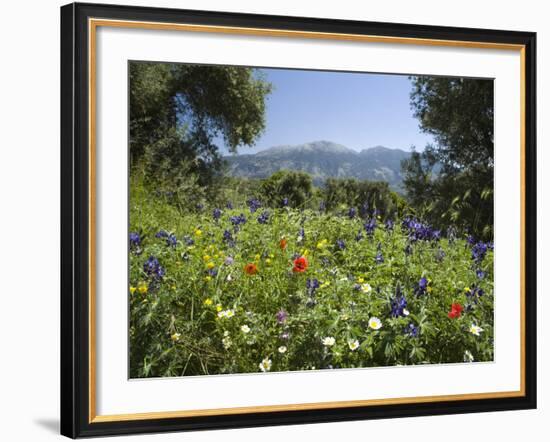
<box><xmin>471</xmin><ymin>242</ymin><xmax>488</xmax><ymax>263</ymax></box>
<box><xmin>257</xmin><ymin>211</ymin><xmax>270</xmax><ymax>224</ymax></box>
<box><xmin>405</xmin><ymin>323</ymin><xmax>419</xmax><ymax>337</ymax></box>
<box><xmin>166</xmin><ymin>233</ymin><xmax>177</xmax><ymax>247</ymax></box>
<box><xmin>129</xmin><ymin>232</ymin><xmax>141</xmax><ymax>249</ymax></box>
<box><xmin>414</xmin><ymin>277</ymin><xmax>428</xmax><ymax>296</ymax></box>
<box><xmin>306</xmin><ymin>278</ymin><xmax>320</xmax><ymax>296</ymax></box>
<box><xmin>390</xmin><ymin>294</ymin><xmax>408</xmax><ymax>317</ymax></box>
<box><xmin>230</xmin><ymin>214</ymin><xmax>247</xmax><ymax>226</ymax></box>
<box><xmin>143</xmin><ymin>256</ymin><xmax>165</xmax><ymax>280</ymax></box>
<box><xmin>276</xmin><ymin>309</ymin><xmax>288</xmax><ymax>324</ymax></box>
<box><xmin>364</xmin><ymin>218</ymin><xmax>376</xmax><ymax>236</ymax></box>
<box><xmin>246</xmin><ymin>198</ymin><xmax>262</xmax><ymax>213</ymax></box>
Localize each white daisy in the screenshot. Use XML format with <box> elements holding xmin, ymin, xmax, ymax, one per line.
<box><xmin>217</xmin><ymin>309</ymin><xmax>235</xmax><ymax>319</ymax></box>
<box><xmin>361</xmin><ymin>283</ymin><xmax>372</xmax><ymax>294</ymax></box>
<box><xmin>348</xmin><ymin>339</ymin><xmax>359</xmax><ymax>351</ymax></box>
<box><xmin>469</xmin><ymin>324</ymin><xmax>484</xmax><ymax>336</ymax></box>
<box><xmin>170</xmin><ymin>332</ymin><xmax>181</xmax><ymax>342</ymax></box>
<box><xmin>240</xmin><ymin>324</ymin><xmax>250</xmax><ymax>333</ymax></box>
<box><xmin>259</xmin><ymin>357</ymin><xmax>272</xmax><ymax>372</ymax></box>
<box><xmin>222</xmin><ymin>336</ymin><xmax>232</xmax><ymax>349</ymax></box>
<box><xmin>322</xmin><ymin>336</ymin><xmax>336</xmax><ymax>347</ymax></box>
<box><xmin>278</xmin><ymin>346</ymin><xmax>287</xmax><ymax>354</ymax></box>
<box><xmin>368</xmin><ymin>317</ymin><xmax>383</xmax><ymax>330</ymax></box>
<box><xmin>403</xmin><ymin>308</ymin><xmax>410</xmax><ymax>316</ymax></box>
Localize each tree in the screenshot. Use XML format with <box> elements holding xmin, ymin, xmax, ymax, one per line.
<box><xmin>129</xmin><ymin>62</ymin><xmax>272</xmax><ymax>188</ymax></box>
<box><xmin>321</xmin><ymin>178</ymin><xmax>404</xmax><ymax>218</ymax></box>
<box><xmin>403</xmin><ymin>76</ymin><xmax>494</xmax><ymax>239</ymax></box>
<box><xmin>259</xmin><ymin>170</ymin><xmax>313</xmax><ymax>208</ymax></box>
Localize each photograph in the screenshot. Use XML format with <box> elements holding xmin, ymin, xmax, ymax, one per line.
<box><xmin>128</xmin><ymin>62</ymin><xmax>495</xmax><ymax>378</ymax></box>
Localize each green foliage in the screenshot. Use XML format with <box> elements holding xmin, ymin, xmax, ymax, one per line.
<box><xmin>403</xmin><ymin>76</ymin><xmax>494</xmax><ymax>239</ymax></box>
<box><xmin>321</xmin><ymin>178</ymin><xmax>406</xmax><ymax>217</ymax></box>
<box><xmin>259</xmin><ymin>170</ymin><xmax>314</xmax><ymax>208</ymax></box>
<box><xmin>130</xmin><ymin>62</ymin><xmax>272</xmax><ymax>188</ymax></box>
<box><xmin>129</xmin><ymin>177</ymin><xmax>493</xmax><ymax>377</ymax></box>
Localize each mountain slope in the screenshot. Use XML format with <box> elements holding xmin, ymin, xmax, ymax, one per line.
<box><xmin>224</xmin><ymin>141</ymin><xmax>411</xmax><ymax>189</ymax></box>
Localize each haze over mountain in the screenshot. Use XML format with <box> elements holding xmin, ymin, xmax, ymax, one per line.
<box><xmin>224</xmin><ymin>140</ymin><xmax>411</xmax><ymax>190</ymax></box>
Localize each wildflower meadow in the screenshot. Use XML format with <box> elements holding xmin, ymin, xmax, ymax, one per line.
<box><xmin>129</xmin><ymin>179</ymin><xmax>494</xmax><ymax>378</ymax></box>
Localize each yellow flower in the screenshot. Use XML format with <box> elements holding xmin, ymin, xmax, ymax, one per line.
<box><xmin>129</xmin><ymin>286</ymin><xmax>136</xmax><ymax>295</ymax></box>
<box><xmin>316</xmin><ymin>239</ymin><xmax>328</xmax><ymax>250</ymax></box>
<box><xmin>357</xmin><ymin>277</ymin><xmax>365</xmax><ymax>284</ymax></box>
<box><xmin>194</xmin><ymin>229</ymin><xmax>202</xmax><ymax>236</ymax></box>
<box><xmin>203</xmin><ymin>255</ymin><xmax>211</xmax><ymax>262</ymax></box>
<box><xmin>206</xmin><ymin>262</ymin><xmax>215</xmax><ymax>269</ymax></box>
<box><xmin>171</xmin><ymin>332</ymin><xmax>181</xmax><ymax>342</ymax></box>
<box><xmin>204</xmin><ymin>298</ymin><xmax>213</xmax><ymax>306</ymax></box>
<box><xmin>301</xmin><ymin>248</ymin><xmax>309</xmax><ymax>257</ymax></box>
<box><xmin>265</xmin><ymin>258</ymin><xmax>272</xmax><ymax>265</ymax></box>
<box><xmin>254</xmin><ymin>254</ymin><xmax>261</xmax><ymax>261</ymax></box>
<box><xmin>205</xmin><ymin>276</ymin><xmax>212</xmax><ymax>282</ymax></box>
<box><xmin>464</xmin><ymin>287</ymin><xmax>471</xmax><ymax>293</ymax></box>
<box><xmin>427</xmin><ymin>286</ymin><xmax>433</xmax><ymax>293</ymax></box>
<box><xmin>320</xmin><ymin>281</ymin><xmax>331</xmax><ymax>289</ymax></box>
<box><xmin>137</xmin><ymin>282</ymin><xmax>148</xmax><ymax>294</ymax></box>
<box><xmin>216</xmin><ymin>304</ymin><xmax>223</xmax><ymax>312</ymax></box>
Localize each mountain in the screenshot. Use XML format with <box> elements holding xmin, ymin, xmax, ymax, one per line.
<box><xmin>223</xmin><ymin>141</ymin><xmax>411</xmax><ymax>190</ymax></box>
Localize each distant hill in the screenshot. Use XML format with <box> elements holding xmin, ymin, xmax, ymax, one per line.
<box><xmin>223</xmin><ymin>140</ymin><xmax>411</xmax><ymax>190</ymax></box>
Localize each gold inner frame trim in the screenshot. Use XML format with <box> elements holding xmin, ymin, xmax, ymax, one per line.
<box><xmin>88</xmin><ymin>18</ymin><xmax>527</xmax><ymax>424</ymax></box>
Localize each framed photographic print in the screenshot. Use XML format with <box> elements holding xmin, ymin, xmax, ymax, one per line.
<box><xmin>60</xmin><ymin>2</ymin><xmax>537</xmax><ymax>438</ymax></box>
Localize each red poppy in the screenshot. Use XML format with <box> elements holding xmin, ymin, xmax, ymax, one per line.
<box><xmin>292</xmin><ymin>256</ymin><xmax>308</xmax><ymax>273</ymax></box>
<box><xmin>279</xmin><ymin>238</ymin><xmax>287</xmax><ymax>250</ymax></box>
<box><xmin>447</xmin><ymin>303</ymin><xmax>463</xmax><ymax>319</ymax></box>
<box><xmin>244</xmin><ymin>263</ymin><xmax>258</xmax><ymax>275</ymax></box>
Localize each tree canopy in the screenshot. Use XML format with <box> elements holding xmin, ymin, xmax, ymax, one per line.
<box><xmin>402</xmin><ymin>76</ymin><xmax>494</xmax><ymax>239</ymax></box>
<box><xmin>129</xmin><ymin>62</ymin><xmax>272</xmax><ymax>186</ymax></box>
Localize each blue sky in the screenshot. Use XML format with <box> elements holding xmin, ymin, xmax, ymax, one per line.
<box><xmin>220</xmin><ymin>68</ymin><xmax>434</xmax><ymax>155</ymax></box>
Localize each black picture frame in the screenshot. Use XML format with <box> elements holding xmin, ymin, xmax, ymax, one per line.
<box><xmin>61</xmin><ymin>2</ymin><xmax>537</xmax><ymax>438</ymax></box>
